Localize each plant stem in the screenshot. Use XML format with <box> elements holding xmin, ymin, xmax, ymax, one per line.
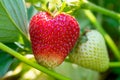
<box><xmin>80</xmin><ymin>0</ymin><xmax>120</xmax><ymax>20</ymax></box>
<box><xmin>109</xmin><ymin>62</ymin><xmax>120</xmax><ymax>67</ymax></box>
<box><xmin>0</xmin><ymin>42</ymin><xmax>70</xmax><ymax>80</ymax></box>
<box><xmin>84</xmin><ymin>10</ymin><xmax>120</xmax><ymax>61</ymax></box>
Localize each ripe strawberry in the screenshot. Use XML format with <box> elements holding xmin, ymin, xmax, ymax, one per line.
<box><xmin>69</xmin><ymin>30</ymin><xmax>109</xmax><ymax>72</ymax></box>
<box><xmin>29</xmin><ymin>12</ymin><xmax>80</xmax><ymax>68</ymax></box>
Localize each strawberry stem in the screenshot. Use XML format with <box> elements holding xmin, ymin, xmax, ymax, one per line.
<box><xmin>80</xmin><ymin>0</ymin><xmax>120</xmax><ymax>20</ymax></box>
<box><xmin>84</xmin><ymin>10</ymin><xmax>120</xmax><ymax>61</ymax></box>
<box><xmin>0</xmin><ymin>42</ymin><xmax>71</xmax><ymax>80</ymax></box>
<box><xmin>109</xmin><ymin>62</ymin><xmax>120</xmax><ymax>67</ymax></box>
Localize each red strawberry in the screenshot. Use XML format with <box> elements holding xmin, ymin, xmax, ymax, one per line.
<box><xmin>29</xmin><ymin>12</ymin><xmax>80</xmax><ymax>68</ymax></box>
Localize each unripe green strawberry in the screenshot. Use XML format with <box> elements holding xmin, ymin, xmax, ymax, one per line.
<box><xmin>29</xmin><ymin>12</ymin><xmax>80</xmax><ymax>68</ymax></box>
<box><xmin>69</xmin><ymin>30</ymin><xmax>109</xmax><ymax>72</ymax></box>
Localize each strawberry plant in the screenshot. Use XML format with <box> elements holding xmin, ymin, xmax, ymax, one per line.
<box><xmin>0</xmin><ymin>0</ymin><xmax>120</xmax><ymax>80</ymax></box>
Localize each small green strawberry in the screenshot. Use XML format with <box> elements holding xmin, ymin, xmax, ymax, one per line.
<box><xmin>69</xmin><ymin>30</ymin><xmax>109</xmax><ymax>72</ymax></box>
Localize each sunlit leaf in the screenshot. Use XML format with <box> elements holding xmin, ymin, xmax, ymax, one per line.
<box><xmin>0</xmin><ymin>0</ymin><xmax>28</xmax><ymax>42</ymax></box>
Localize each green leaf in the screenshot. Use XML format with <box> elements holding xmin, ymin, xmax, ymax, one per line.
<box><xmin>0</xmin><ymin>0</ymin><xmax>28</xmax><ymax>42</ymax></box>
<box><xmin>0</xmin><ymin>43</ymin><xmax>19</xmax><ymax>77</ymax></box>
<box><xmin>27</xmin><ymin>5</ymin><xmax>37</xmax><ymax>21</ymax></box>
<box><xmin>55</xmin><ymin>62</ymin><xmax>99</xmax><ymax>80</ymax></box>
<box><xmin>0</xmin><ymin>51</ymin><xmax>13</xmax><ymax>77</ymax></box>
<box><xmin>72</xmin><ymin>10</ymin><xmax>91</xmax><ymax>31</ymax></box>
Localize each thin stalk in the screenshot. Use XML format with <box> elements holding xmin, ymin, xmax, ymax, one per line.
<box><xmin>80</xmin><ymin>0</ymin><xmax>120</xmax><ymax>20</ymax></box>
<box><xmin>84</xmin><ymin>10</ymin><xmax>120</xmax><ymax>61</ymax></box>
<box><xmin>109</xmin><ymin>62</ymin><xmax>120</xmax><ymax>67</ymax></box>
<box><xmin>0</xmin><ymin>42</ymin><xmax>70</xmax><ymax>80</ymax></box>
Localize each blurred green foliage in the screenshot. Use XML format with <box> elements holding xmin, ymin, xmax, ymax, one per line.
<box><xmin>0</xmin><ymin>0</ymin><xmax>120</xmax><ymax>80</ymax></box>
